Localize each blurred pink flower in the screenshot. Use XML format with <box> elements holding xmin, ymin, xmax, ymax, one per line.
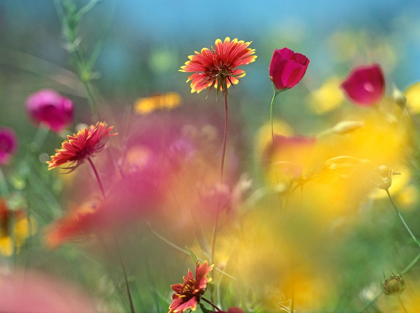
<box><xmin>269</xmin><ymin>48</ymin><xmax>310</xmax><ymax>91</ymax></box>
<box><xmin>341</xmin><ymin>64</ymin><xmax>385</xmax><ymax>106</ymax></box>
<box><xmin>26</xmin><ymin>89</ymin><xmax>74</xmax><ymax>132</ymax></box>
<box><xmin>0</xmin><ymin>271</ymin><xmax>97</xmax><ymax>312</ymax></box>
<box><xmin>0</xmin><ymin>128</ymin><xmax>17</xmax><ymax>165</ymax></box>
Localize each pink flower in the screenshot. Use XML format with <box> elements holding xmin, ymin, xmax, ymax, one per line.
<box><xmin>269</xmin><ymin>48</ymin><xmax>310</xmax><ymax>91</ymax></box>
<box><xmin>26</xmin><ymin>89</ymin><xmax>74</xmax><ymax>132</ymax></box>
<box><xmin>0</xmin><ymin>128</ymin><xmax>17</xmax><ymax>165</ymax></box>
<box><xmin>341</xmin><ymin>64</ymin><xmax>385</xmax><ymax>106</ymax></box>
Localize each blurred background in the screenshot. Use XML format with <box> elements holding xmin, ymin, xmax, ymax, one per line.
<box><xmin>2</xmin><ymin>1</ymin><xmax>420</xmax><ymax>312</ymax></box>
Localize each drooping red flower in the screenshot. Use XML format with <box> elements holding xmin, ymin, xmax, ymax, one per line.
<box><xmin>47</xmin><ymin>122</ymin><xmax>117</xmax><ymax>171</ymax></box>
<box><xmin>169</xmin><ymin>261</ymin><xmax>214</xmax><ymax>313</ymax></box>
<box><xmin>0</xmin><ymin>128</ymin><xmax>17</xmax><ymax>165</ymax></box>
<box><xmin>180</xmin><ymin>37</ymin><xmax>257</xmax><ymax>94</ymax></box>
<box><xmin>269</xmin><ymin>48</ymin><xmax>310</xmax><ymax>91</ymax></box>
<box><xmin>26</xmin><ymin>89</ymin><xmax>74</xmax><ymax>133</ymax></box>
<box><xmin>340</xmin><ymin>64</ymin><xmax>385</xmax><ymax>106</ymax></box>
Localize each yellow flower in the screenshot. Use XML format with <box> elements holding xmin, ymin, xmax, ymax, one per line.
<box><xmin>134</xmin><ymin>92</ymin><xmax>181</xmax><ymax>115</ymax></box>
<box><xmin>405</xmin><ymin>82</ymin><xmax>420</xmax><ymax>114</ymax></box>
<box><xmin>307</xmin><ymin>77</ymin><xmax>344</xmax><ymax>114</ymax></box>
<box><xmin>0</xmin><ymin>198</ymin><xmax>36</xmax><ymax>257</ymax></box>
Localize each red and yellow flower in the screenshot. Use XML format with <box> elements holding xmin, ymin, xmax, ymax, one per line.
<box><xmin>180</xmin><ymin>37</ymin><xmax>257</xmax><ymax>94</ymax></box>
<box><xmin>169</xmin><ymin>261</ymin><xmax>214</xmax><ymax>313</ymax></box>
<box><xmin>47</xmin><ymin>122</ymin><xmax>117</xmax><ymax>171</ymax></box>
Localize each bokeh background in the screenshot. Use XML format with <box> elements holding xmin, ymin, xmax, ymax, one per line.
<box><xmin>2</xmin><ymin>1</ymin><xmax>420</xmax><ymax>312</ymax></box>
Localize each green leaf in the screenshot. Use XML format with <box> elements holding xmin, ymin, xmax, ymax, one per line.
<box><xmin>185</xmin><ymin>246</ymin><xmax>198</xmax><ymax>263</ymax></box>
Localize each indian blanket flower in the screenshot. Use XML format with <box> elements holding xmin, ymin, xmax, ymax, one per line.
<box><xmin>47</xmin><ymin>122</ymin><xmax>117</xmax><ymax>171</ymax></box>
<box><xmin>180</xmin><ymin>37</ymin><xmax>257</xmax><ymax>94</ymax></box>
<box><xmin>341</xmin><ymin>64</ymin><xmax>385</xmax><ymax>106</ymax></box>
<box><xmin>26</xmin><ymin>89</ymin><xmax>74</xmax><ymax>132</ymax></box>
<box><xmin>0</xmin><ymin>198</ymin><xmax>36</xmax><ymax>256</ymax></box>
<box><xmin>0</xmin><ymin>128</ymin><xmax>17</xmax><ymax>165</ymax></box>
<box><xmin>169</xmin><ymin>261</ymin><xmax>214</xmax><ymax>313</ymax></box>
<box><xmin>269</xmin><ymin>48</ymin><xmax>310</xmax><ymax>91</ymax></box>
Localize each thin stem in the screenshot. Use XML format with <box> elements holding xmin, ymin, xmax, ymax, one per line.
<box><xmin>113</xmin><ymin>235</ymin><xmax>136</xmax><ymax>313</ymax></box>
<box><xmin>88</xmin><ymin>157</ymin><xmax>106</xmax><ymax>198</ymax></box>
<box><xmin>87</xmin><ymin>157</ymin><xmax>136</xmax><ymax>313</ymax></box>
<box><xmin>270</xmin><ymin>90</ymin><xmax>279</xmax><ymax>142</ymax></box>
<box><xmin>0</xmin><ymin>168</ymin><xmax>9</xmax><ymax>196</ymax></box>
<box><xmin>386</xmin><ymin>189</ymin><xmax>420</xmax><ymax>249</ymax></box>
<box><xmin>398</xmin><ymin>296</ymin><xmax>408</xmax><ymax>313</ymax></box>
<box><xmin>211</xmin><ymin>87</ymin><xmax>229</xmax><ymax>300</ymax></box>
<box><xmin>201</xmin><ymin>297</ymin><xmax>222</xmax><ymax>311</ymax></box>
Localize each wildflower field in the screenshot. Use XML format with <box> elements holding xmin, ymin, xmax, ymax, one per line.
<box><xmin>2</xmin><ymin>0</ymin><xmax>420</xmax><ymax>312</ymax></box>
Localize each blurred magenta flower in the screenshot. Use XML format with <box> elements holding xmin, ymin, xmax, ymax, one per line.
<box><xmin>341</xmin><ymin>64</ymin><xmax>385</xmax><ymax>106</ymax></box>
<box><xmin>0</xmin><ymin>128</ymin><xmax>17</xmax><ymax>165</ymax></box>
<box><xmin>26</xmin><ymin>89</ymin><xmax>74</xmax><ymax>132</ymax></box>
<box><xmin>0</xmin><ymin>271</ymin><xmax>97</xmax><ymax>312</ymax></box>
<box><xmin>269</xmin><ymin>48</ymin><xmax>310</xmax><ymax>91</ymax></box>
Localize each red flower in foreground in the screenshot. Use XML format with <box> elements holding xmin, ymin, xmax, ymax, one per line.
<box><xmin>0</xmin><ymin>128</ymin><xmax>17</xmax><ymax>165</ymax></box>
<box><xmin>169</xmin><ymin>261</ymin><xmax>214</xmax><ymax>313</ymax></box>
<box><xmin>47</xmin><ymin>122</ymin><xmax>117</xmax><ymax>171</ymax></box>
<box><xmin>341</xmin><ymin>64</ymin><xmax>385</xmax><ymax>106</ymax></box>
<box><xmin>180</xmin><ymin>37</ymin><xmax>257</xmax><ymax>94</ymax></box>
<box><xmin>269</xmin><ymin>48</ymin><xmax>310</xmax><ymax>91</ymax></box>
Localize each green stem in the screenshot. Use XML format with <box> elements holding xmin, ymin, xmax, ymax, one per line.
<box><xmin>211</xmin><ymin>86</ymin><xmax>229</xmax><ymax>300</ymax></box>
<box><xmin>386</xmin><ymin>189</ymin><xmax>420</xmax><ymax>249</ymax></box>
<box><xmin>87</xmin><ymin>157</ymin><xmax>136</xmax><ymax>313</ymax></box>
<box><xmin>201</xmin><ymin>297</ymin><xmax>222</xmax><ymax>311</ymax></box>
<box><xmin>0</xmin><ymin>168</ymin><xmax>9</xmax><ymax>196</ymax></box>
<box><xmin>270</xmin><ymin>90</ymin><xmax>279</xmax><ymax>142</ymax></box>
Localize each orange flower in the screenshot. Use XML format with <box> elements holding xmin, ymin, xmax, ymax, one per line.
<box><xmin>180</xmin><ymin>37</ymin><xmax>257</xmax><ymax>94</ymax></box>
<box><xmin>47</xmin><ymin>122</ymin><xmax>117</xmax><ymax>171</ymax></box>
<box><xmin>169</xmin><ymin>261</ymin><xmax>214</xmax><ymax>313</ymax></box>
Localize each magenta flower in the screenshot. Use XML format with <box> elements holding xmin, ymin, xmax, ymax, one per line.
<box><xmin>26</xmin><ymin>89</ymin><xmax>74</xmax><ymax>132</ymax></box>
<box><xmin>269</xmin><ymin>48</ymin><xmax>310</xmax><ymax>91</ymax></box>
<box><xmin>341</xmin><ymin>64</ymin><xmax>385</xmax><ymax>106</ymax></box>
<box><xmin>0</xmin><ymin>128</ymin><xmax>17</xmax><ymax>165</ymax></box>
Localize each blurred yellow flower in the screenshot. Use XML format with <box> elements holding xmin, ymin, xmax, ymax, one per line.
<box><xmin>256</xmin><ymin>119</ymin><xmax>293</xmax><ymax>160</ymax></box>
<box><xmin>0</xmin><ymin>198</ymin><xmax>36</xmax><ymax>257</ymax></box>
<box><xmin>308</xmin><ymin>77</ymin><xmax>344</xmax><ymax>114</ymax></box>
<box><xmin>405</xmin><ymin>82</ymin><xmax>420</xmax><ymax>114</ymax></box>
<box><xmin>134</xmin><ymin>92</ymin><xmax>181</xmax><ymax>115</ymax></box>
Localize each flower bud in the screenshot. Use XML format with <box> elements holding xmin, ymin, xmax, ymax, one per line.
<box><xmin>269</xmin><ymin>48</ymin><xmax>310</xmax><ymax>91</ymax></box>
<box><xmin>0</xmin><ymin>128</ymin><xmax>18</xmax><ymax>165</ymax></box>
<box><xmin>374</xmin><ymin>166</ymin><xmax>400</xmax><ymax>190</ymax></box>
<box><xmin>26</xmin><ymin>89</ymin><xmax>74</xmax><ymax>133</ymax></box>
<box><xmin>332</xmin><ymin>121</ymin><xmax>364</xmax><ymax>135</ymax></box>
<box><xmin>382</xmin><ymin>274</ymin><xmax>405</xmax><ymax>296</ymax></box>
<box><xmin>341</xmin><ymin>64</ymin><xmax>385</xmax><ymax>106</ymax></box>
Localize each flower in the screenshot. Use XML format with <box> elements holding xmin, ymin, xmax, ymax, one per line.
<box><xmin>47</xmin><ymin>122</ymin><xmax>117</xmax><ymax>171</ymax></box>
<box><xmin>340</xmin><ymin>64</ymin><xmax>385</xmax><ymax>106</ymax></box>
<box><xmin>45</xmin><ymin>201</ymin><xmax>97</xmax><ymax>249</ymax></box>
<box><xmin>180</xmin><ymin>37</ymin><xmax>257</xmax><ymax>94</ymax></box>
<box><xmin>382</xmin><ymin>274</ymin><xmax>406</xmax><ymax>296</ymax></box>
<box><xmin>0</xmin><ymin>271</ymin><xmax>97</xmax><ymax>312</ymax></box>
<box><xmin>0</xmin><ymin>128</ymin><xmax>17</xmax><ymax>165</ymax></box>
<box><xmin>169</xmin><ymin>261</ymin><xmax>214</xmax><ymax>313</ymax></box>
<box><xmin>134</xmin><ymin>92</ymin><xmax>181</xmax><ymax>115</ymax></box>
<box><xmin>269</xmin><ymin>48</ymin><xmax>310</xmax><ymax>91</ymax></box>
<box><xmin>0</xmin><ymin>198</ymin><xmax>36</xmax><ymax>256</ymax></box>
<box><xmin>26</xmin><ymin>89</ymin><xmax>74</xmax><ymax>132</ymax></box>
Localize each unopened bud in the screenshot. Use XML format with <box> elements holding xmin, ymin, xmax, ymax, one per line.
<box><xmin>333</xmin><ymin>121</ymin><xmax>364</xmax><ymax>135</ymax></box>
<box><xmin>382</xmin><ymin>274</ymin><xmax>405</xmax><ymax>296</ymax></box>
<box><xmin>375</xmin><ymin>166</ymin><xmax>400</xmax><ymax>190</ymax></box>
